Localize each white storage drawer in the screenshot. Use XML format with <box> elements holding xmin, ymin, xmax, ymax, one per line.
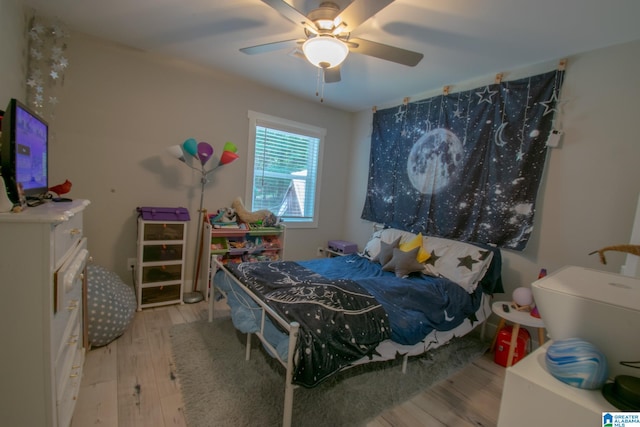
<box><xmin>54</xmin><ymin>212</ymin><xmax>83</xmax><ymax>269</ymax></box>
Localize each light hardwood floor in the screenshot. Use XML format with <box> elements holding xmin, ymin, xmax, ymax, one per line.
<box><xmin>72</xmin><ymin>300</ymin><xmax>506</xmax><ymax>427</ymax></box>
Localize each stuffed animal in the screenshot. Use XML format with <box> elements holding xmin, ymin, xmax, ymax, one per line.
<box><xmin>210</xmin><ymin>207</ymin><xmax>237</xmax><ymax>223</ymax></box>
<box><xmin>232</xmin><ymin>197</ymin><xmax>276</xmax><ymax>225</ymax></box>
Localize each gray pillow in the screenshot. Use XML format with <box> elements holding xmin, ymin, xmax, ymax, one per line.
<box><xmin>383</xmin><ymin>247</ymin><xmax>425</xmax><ymax>278</ymax></box>
<box><xmin>372</xmin><ymin>237</ymin><xmax>401</xmax><ymax>266</ymax></box>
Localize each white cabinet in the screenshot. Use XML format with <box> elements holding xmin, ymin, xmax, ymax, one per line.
<box><xmin>0</xmin><ymin>199</ymin><xmax>90</xmax><ymax>427</ymax></box>
<box><xmin>498</xmin><ymin>341</ymin><xmax>616</xmax><ymax>427</ymax></box>
<box><xmin>135</xmin><ymin>218</ymin><xmax>187</xmax><ymax>310</ymax></box>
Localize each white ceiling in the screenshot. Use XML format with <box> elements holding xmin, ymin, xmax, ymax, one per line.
<box><xmin>22</xmin><ymin>0</ymin><xmax>640</xmax><ymax>112</ymax></box>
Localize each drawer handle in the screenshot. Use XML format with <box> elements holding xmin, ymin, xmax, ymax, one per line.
<box><xmin>69</xmin><ymin>374</ymin><xmax>79</xmax><ymax>378</ymax></box>
<box><xmin>67</xmin><ymin>300</ymin><xmax>79</xmax><ymax>311</ymax></box>
<box><xmin>72</xmin><ymin>364</ymin><xmax>81</xmax><ymax>369</ymax></box>
<box><xmin>68</xmin><ymin>335</ymin><xmax>78</xmax><ymax>345</ymax></box>
<box><xmin>70</xmin><ymin>228</ymin><xmax>82</xmax><ymax>235</ymax></box>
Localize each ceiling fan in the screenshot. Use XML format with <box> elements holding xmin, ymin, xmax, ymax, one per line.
<box><xmin>240</xmin><ymin>0</ymin><xmax>423</xmax><ymax>84</ymax></box>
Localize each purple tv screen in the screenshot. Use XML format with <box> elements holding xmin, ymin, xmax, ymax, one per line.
<box><xmin>15</xmin><ymin>104</ymin><xmax>48</xmax><ymax>192</ymax></box>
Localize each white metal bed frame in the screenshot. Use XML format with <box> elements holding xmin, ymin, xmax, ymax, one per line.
<box><xmin>207</xmin><ymin>258</ymin><xmax>492</xmax><ymax>427</ymax></box>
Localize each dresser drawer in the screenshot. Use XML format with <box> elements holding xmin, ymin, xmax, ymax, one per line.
<box><xmin>53</xmin><ymin>238</ymin><xmax>87</xmax><ymax>348</ymax></box>
<box><xmin>56</xmin><ymin>339</ymin><xmax>84</xmax><ymax>427</ymax></box>
<box><xmin>55</xmin><ymin>309</ymin><xmax>82</xmax><ymax>398</ymax></box>
<box><xmin>54</xmin><ymin>212</ymin><xmax>84</xmax><ymax>269</ymax></box>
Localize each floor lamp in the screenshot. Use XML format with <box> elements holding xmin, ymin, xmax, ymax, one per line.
<box><xmin>167</xmin><ymin>139</ymin><xmax>239</xmax><ymax>303</ymax></box>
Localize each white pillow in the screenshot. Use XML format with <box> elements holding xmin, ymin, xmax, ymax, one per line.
<box><xmin>362</xmin><ymin>227</ymin><xmax>493</xmax><ymax>293</ymax></box>
<box><xmin>362</xmin><ymin>228</ymin><xmax>416</xmax><ymax>260</ymax></box>
<box><xmin>422</xmin><ymin>236</ymin><xmax>494</xmax><ymax>293</ymax></box>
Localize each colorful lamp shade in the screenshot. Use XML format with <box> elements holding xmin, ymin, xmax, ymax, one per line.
<box><xmin>182</xmin><ymin>138</ymin><xmax>198</xmax><ymax>157</ymax></box>
<box><xmin>197</xmin><ymin>142</ymin><xmax>214</xmax><ymax>166</ymax></box>
<box><xmin>219</xmin><ymin>150</ymin><xmax>239</xmax><ymax>165</ymax></box>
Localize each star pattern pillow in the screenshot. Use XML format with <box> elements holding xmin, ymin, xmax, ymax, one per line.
<box><xmin>372</xmin><ymin>236</ymin><xmax>401</xmax><ymax>266</ymax></box>
<box><xmin>422</xmin><ymin>236</ymin><xmax>494</xmax><ymax>293</ymax></box>
<box><xmin>382</xmin><ymin>247</ymin><xmax>425</xmax><ymax>277</ymax></box>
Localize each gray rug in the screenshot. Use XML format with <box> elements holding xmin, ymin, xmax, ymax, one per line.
<box><xmin>170</xmin><ymin>318</ymin><xmax>489</xmax><ymax>427</ymax></box>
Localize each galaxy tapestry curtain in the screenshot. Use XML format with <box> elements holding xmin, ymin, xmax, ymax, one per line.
<box><xmin>361</xmin><ymin>69</ymin><xmax>564</xmax><ymax>250</ymax></box>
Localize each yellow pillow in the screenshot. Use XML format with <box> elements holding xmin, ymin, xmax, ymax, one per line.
<box><xmin>399</xmin><ymin>233</ymin><xmax>430</xmax><ymax>263</ymax></box>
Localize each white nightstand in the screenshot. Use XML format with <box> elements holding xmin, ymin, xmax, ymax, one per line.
<box><xmin>497</xmin><ymin>341</ymin><xmax>616</xmax><ymax>427</ymax></box>
<box><xmin>490</xmin><ymin>301</ymin><xmax>546</xmax><ymax>367</ymax></box>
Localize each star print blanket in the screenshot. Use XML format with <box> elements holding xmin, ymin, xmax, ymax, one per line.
<box><xmin>225</xmin><ymin>260</ymin><xmax>391</xmax><ymax>388</ymax></box>
<box><xmin>221</xmin><ymin>254</ymin><xmax>485</xmax><ymax>387</ymax></box>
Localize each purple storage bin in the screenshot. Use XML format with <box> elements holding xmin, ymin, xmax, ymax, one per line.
<box><xmin>137</xmin><ymin>206</ymin><xmax>190</xmax><ymax>222</ymax></box>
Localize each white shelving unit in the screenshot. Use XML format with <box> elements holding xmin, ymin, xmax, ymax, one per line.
<box><xmin>202</xmin><ymin>222</ymin><xmax>285</xmax><ymax>301</ymax></box>
<box><xmin>135</xmin><ymin>217</ymin><xmax>187</xmax><ymax>310</ymax></box>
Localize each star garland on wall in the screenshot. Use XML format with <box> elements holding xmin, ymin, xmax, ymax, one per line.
<box><xmin>25</xmin><ymin>14</ymin><xmax>71</xmax><ymax>121</ymax></box>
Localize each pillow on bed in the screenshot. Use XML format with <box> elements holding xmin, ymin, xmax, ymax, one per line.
<box><xmin>398</xmin><ymin>233</ymin><xmax>430</xmax><ymax>263</ymax></box>
<box><xmin>362</xmin><ymin>227</ymin><xmax>417</xmax><ymax>260</ymax></box>
<box><xmin>382</xmin><ymin>247</ymin><xmax>424</xmax><ymax>277</ymax></box>
<box><xmin>372</xmin><ymin>236</ymin><xmax>401</xmax><ymax>266</ymax></box>
<box><xmin>422</xmin><ymin>236</ymin><xmax>494</xmax><ymax>293</ymax></box>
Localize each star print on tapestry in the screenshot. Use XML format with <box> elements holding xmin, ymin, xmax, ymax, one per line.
<box><xmin>361</xmin><ymin>69</ymin><xmax>565</xmax><ymax>250</ymax></box>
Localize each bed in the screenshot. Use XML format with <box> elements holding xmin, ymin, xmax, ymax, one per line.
<box><xmin>208</xmin><ymin>227</ymin><xmax>503</xmax><ymax>427</ymax></box>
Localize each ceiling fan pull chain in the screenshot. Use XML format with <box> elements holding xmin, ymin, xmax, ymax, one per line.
<box><xmin>320</xmin><ymin>70</ymin><xmax>325</xmax><ymax>103</ymax></box>
<box><xmin>316</xmin><ymin>67</ymin><xmax>321</xmax><ymax>98</ymax></box>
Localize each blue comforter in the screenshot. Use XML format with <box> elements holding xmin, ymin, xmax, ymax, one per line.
<box><xmin>214</xmin><ymin>254</ymin><xmax>484</xmax><ymax>388</ymax></box>
<box><xmin>297</xmin><ymin>254</ymin><xmax>483</xmax><ymax>345</ymax></box>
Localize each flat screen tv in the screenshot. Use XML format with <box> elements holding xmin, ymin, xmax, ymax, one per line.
<box><xmin>0</xmin><ymin>98</ymin><xmax>49</xmax><ymax>204</ymax></box>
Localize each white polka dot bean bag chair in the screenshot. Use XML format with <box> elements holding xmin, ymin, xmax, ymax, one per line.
<box><xmin>87</xmin><ymin>264</ymin><xmax>136</xmax><ymax>347</ymax></box>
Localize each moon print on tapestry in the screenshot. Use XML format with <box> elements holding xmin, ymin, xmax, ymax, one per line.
<box><xmin>407</xmin><ymin>128</ymin><xmax>463</xmax><ymax>194</ymax></box>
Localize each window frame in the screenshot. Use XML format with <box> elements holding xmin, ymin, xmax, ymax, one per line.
<box><xmin>246</xmin><ymin>110</ymin><xmax>325</xmax><ymax>229</ymax></box>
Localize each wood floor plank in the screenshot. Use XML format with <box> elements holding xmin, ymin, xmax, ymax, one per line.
<box><xmin>175</xmin><ymin>303</ymin><xmax>198</xmax><ymax>323</ymax></box>
<box><xmin>159</xmin><ymin>393</ymin><xmax>188</xmax><ymax>427</ymax></box>
<box><xmin>144</xmin><ymin>309</ymin><xmax>182</xmax><ymax>398</ymax></box>
<box><xmin>71</xmin><ymin>379</ymin><xmax>118</xmax><ymax>427</ymax></box>
<box><xmin>81</xmin><ymin>340</ymin><xmax>118</xmax><ymax>385</ymax></box>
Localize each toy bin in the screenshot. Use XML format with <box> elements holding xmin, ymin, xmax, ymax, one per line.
<box><xmin>494</xmin><ymin>325</ymin><xmax>531</xmax><ymax>367</ymax></box>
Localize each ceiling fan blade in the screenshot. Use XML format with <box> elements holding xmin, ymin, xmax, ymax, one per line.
<box><xmin>240</xmin><ymin>39</ymin><xmax>301</xmax><ymax>55</ymax></box>
<box><xmin>335</xmin><ymin>0</ymin><xmax>394</xmax><ymax>31</ymax></box>
<box><xmin>348</xmin><ymin>37</ymin><xmax>423</xmax><ymax>67</ymax></box>
<box><xmin>261</xmin><ymin>0</ymin><xmax>318</xmax><ymax>33</ymax></box>
<box><xmin>324</xmin><ymin>66</ymin><xmax>341</xmax><ymax>83</ymax></box>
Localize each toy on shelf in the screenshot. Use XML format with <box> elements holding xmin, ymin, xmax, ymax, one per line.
<box><xmin>232</xmin><ymin>196</ymin><xmax>278</xmax><ymax>226</ymax></box>
<box><xmin>209</xmin><ymin>207</ymin><xmax>246</xmax><ymax>229</ymax></box>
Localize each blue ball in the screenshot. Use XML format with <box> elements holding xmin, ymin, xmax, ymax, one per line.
<box><xmin>545</xmin><ymin>338</ymin><xmax>608</xmax><ymax>390</ymax></box>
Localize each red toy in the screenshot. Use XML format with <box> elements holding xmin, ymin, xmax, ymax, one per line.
<box><xmin>494</xmin><ymin>325</ymin><xmax>531</xmax><ymax>367</ymax></box>
<box><xmin>49</xmin><ymin>179</ymin><xmax>72</xmax><ymax>196</ymax></box>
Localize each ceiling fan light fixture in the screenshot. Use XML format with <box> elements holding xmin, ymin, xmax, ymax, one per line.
<box><xmin>303</xmin><ymin>36</ymin><xmax>349</xmax><ymax>69</ymax></box>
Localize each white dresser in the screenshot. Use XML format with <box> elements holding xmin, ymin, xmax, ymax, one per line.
<box><xmin>0</xmin><ymin>199</ymin><xmax>90</xmax><ymax>427</ymax></box>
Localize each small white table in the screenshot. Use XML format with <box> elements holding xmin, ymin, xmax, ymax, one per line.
<box><xmin>490</xmin><ymin>301</ymin><xmax>546</xmax><ymax>367</ymax></box>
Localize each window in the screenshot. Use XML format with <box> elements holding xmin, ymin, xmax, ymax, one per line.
<box><xmin>246</xmin><ymin>111</ymin><xmax>325</xmax><ymax>228</ymax></box>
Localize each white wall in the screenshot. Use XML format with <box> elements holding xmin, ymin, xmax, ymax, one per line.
<box><xmin>45</xmin><ymin>33</ymin><xmax>353</xmax><ymax>286</ymax></box>
<box><xmin>0</xmin><ymin>0</ymin><xmax>26</xmax><ymax>105</ymax></box>
<box><xmin>345</xmin><ymin>40</ymin><xmax>640</xmax><ymax>336</ymax></box>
